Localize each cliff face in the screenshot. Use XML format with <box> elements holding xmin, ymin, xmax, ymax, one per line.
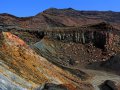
<box><xmin>45</xmin><ymin>29</ymin><xmax>109</xmax><ymax>49</ymax></box>
<box><xmin>36</xmin><ymin>22</ymin><xmax>120</xmax><ymax>51</ymax></box>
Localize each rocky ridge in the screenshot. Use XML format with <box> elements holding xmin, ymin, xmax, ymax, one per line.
<box><xmin>0</xmin><ymin>8</ymin><xmax>120</xmax><ymax>29</ymax></box>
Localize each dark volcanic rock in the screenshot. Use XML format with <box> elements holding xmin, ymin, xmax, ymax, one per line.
<box><xmin>43</xmin><ymin>22</ymin><xmax>120</xmax><ymax>51</ymax></box>
<box><xmin>100</xmin><ymin>80</ymin><xmax>120</xmax><ymax>90</ymax></box>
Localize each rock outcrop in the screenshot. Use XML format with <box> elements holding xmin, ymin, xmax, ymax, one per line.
<box><xmin>43</xmin><ymin>22</ymin><xmax>119</xmax><ymax>50</ymax></box>
<box><xmin>31</xmin><ymin>22</ymin><xmax>120</xmax><ymax>70</ymax></box>
<box><xmin>100</xmin><ymin>80</ymin><xmax>120</xmax><ymax>90</ymax></box>
<box><xmin>0</xmin><ymin>32</ymin><xmax>93</xmax><ymax>90</ymax></box>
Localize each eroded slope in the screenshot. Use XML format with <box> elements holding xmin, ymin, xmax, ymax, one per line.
<box><xmin>0</xmin><ymin>32</ymin><xmax>93</xmax><ymax>90</ymax></box>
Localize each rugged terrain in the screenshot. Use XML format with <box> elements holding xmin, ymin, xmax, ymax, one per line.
<box><xmin>0</xmin><ymin>8</ymin><xmax>120</xmax><ymax>90</ymax></box>
<box><xmin>1</xmin><ymin>8</ymin><xmax>120</xmax><ymax>29</ymax></box>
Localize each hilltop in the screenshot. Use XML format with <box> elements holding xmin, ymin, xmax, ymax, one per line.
<box><xmin>0</xmin><ymin>8</ymin><xmax>120</xmax><ymax>29</ymax></box>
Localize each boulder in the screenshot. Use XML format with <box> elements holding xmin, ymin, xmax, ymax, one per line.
<box><xmin>100</xmin><ymin>80</ymin><xmax>120</xmax><ymax>90</ymax></box>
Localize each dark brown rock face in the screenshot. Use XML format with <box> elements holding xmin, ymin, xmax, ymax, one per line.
<box><xmin>45</xmin><ymin>30</ymin><xmax>108</xmax><ymax>50</ymax></box>
<box><xmin>43</xmin><ymin>22</ymin><xmax>120</xmax><ymax>51</ymax></box>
